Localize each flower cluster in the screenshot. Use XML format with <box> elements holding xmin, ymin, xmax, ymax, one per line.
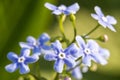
<box><xmin>5</xmin><ymin>2</ymin><xmax>117</xmax><ymax>80</ymax></box>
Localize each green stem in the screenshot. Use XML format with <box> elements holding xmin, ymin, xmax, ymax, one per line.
<box><xmin>69</xmin><ymin>18</ymin><xmax>77</xmax><ymax>45</ymax></box>
<box><xmin>83</xmin><ymin>24</ymin><xmax>100</xmax><ymax>38</ymax></box>
<box><xmin>58</xmin><ymin>14</ymin><xmax>69</xmax><ymax>45</ymax></box>
<box><xmin>59</xmin><ymin>15</ymin><xmax>66</xmax><ymax>38</ymax></box>
<box><xmin>54</xmin><ymin>73</ymin><xmax>60</xmax><ymax>80</ymax></box>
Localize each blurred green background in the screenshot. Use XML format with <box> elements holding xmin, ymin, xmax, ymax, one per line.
<box><xmin>0</xmin><ymin>0</ymin><xmax>120</xmax><ymax>80</ymax></box>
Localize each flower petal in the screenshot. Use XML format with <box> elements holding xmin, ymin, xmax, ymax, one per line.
<box><xmin>99</xmin><ymin>48</ymin><xmax>110</xmax><ymax>59</ymax></box>
<box><xmin>25</xmin><ymin>54</ymin><xmax>39</xmax><ymax>64</ymax></box>
<box><xmin>106</xmin><ymin>15</ymin><xmax>117</xmax><ymax>24</ymax></box>
<box><xmin>91</xmin><ymin>53</ymin><xmax>107</xmax><ymax>65</ymax></box>
<box><xmin>33</xmin><ymin>46</ymin><xmax>41</xmax><ymax>55</ymax></box>
<box><xmin>44</xmin><ymin>53</ymin><xmax>57</xmax><ymax>61</ymax></box>
<box><xmin>98</xmin><ymin>20</ymin><xmax>107</xmax><ymax>28</ymax></box>
<box><xmin>54</xmin><ymin>59</ymin><xmax>64</xmax><ymax>73</ymax></box>
<box><xmin>67</xmin><ymin>3</ymin><xmax>80</xmax><ymax>14</ymax></box>
<box><xmin>44</xmin><ymin>2</ymin><xmax>57</xmax><ymax>11</ymax></box>
<box><xmin>52</xmin><ymin>40</ymin><xmax>63</xmax><ymax>53</ymax></box>
<box><xmin>52</xmin><ymin>10</ymin><xmax>62</xmax><ymax>15</ymax></box>
<box><xmin>7</xmin><ymin>52</ymin><xmax>18</xmax><ymax>62</ymax></box>
<box><xmin>27</xmin><ymin>36</ymin><xmax>36</xmax><ymax>45</ymax></box>
<box><xmin>64</xmin><ymin>43</ymin><xmax>79</xmax><ymax>57</ymax></box>
<box><xmin>76</xmin><ymin>36</ymin><xmax>85</xmax><ymax>49</ymax></box>
<box><xmin>107</xmin><ymin>24</ymin><xmax>116</xmax><ymax>32</ymax></box>
<box><xmin>64</xmin><ymin>57</ymin><xmax>75</xmax><ymax>68</ymax></box>
<box><xmin>91</xmin><ymin>14</ymin><xmax>99</xmax><ymax>20</ymax></box>
<box><xmin>72</xmin><ymin>67</ymin><xmax>82</xmax><ymax>80</ymax></box>
<box><xmin>94</xmin><ymin>6</ymin><xmax>104</xmax><ymax>17</ymax></box>
<box><xmin>82</xmin><ymin>55</ymin><xmax>91</xmax><ymax>67</ymax></box>
<box><xmin>38</xmin><ymin>33</ymin><xmax>50</xmax><ymax>44</ymax></box>
<box><xmin>19</xmin><ymin>63</ymin><xmax>30</xmax><ymax>74</ymax></box>
<box><xmin>19</xmin><ymin>42</ymin><xmax>32</xmax><ymax>49</ymax></box>
<box><xmin>20</xmin><ymin>48</ymin><xmax>30</xmax><ymax>57</ymax></box>
<box><xmin>5</xmin><ymin>63</ymin><xmax>18</xmax><ymax>72</ymax></box>
<box><xmin>87</xmin><ymin>40</ymin><xmax>99</xmax><ymax>50</ymax></box>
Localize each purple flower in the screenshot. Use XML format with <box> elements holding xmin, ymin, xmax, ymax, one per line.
<box><xmin>19</xmin><ymin>33</ymin><xmax>51</xmax><ymax>55</ymax></box>
<box><xmin>44</xmin><ymin>2</ymin><xmax>80</xmax><ymax>15</ymax></box>
<box><xmin>91</xmin><ymin>6</ymin><xmax>117</xmax><ymax>32</ymax></box>
<box><xmin>76</xmin><ymin>36</ymin><xmax>109</xmax><ymax>67</ymax></box>
<box><xmin>5</xmin><ymin>48</ymin><xmax>39</xmax><ymax>74</ymax></box>
<box><xmin>44</xmin><ymin>40</ymin><xmax>78</xmax><ymax>73</ymax></box>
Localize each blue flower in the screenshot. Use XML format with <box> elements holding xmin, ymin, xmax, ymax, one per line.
<box><xmin>76</xmin><ymin>36</ymin><xmax>109</xmax><ymax>67</ymax></box>
<box><xmin>19</xmin><ymin>33</ymin><xmax>51</xmax><ymax>55</ymax></box>
<box><xmin>5</xmin><ymin>48</ymin><xmax>39</xmax><ymax>74</ymax></box>
<box><xmin>44</xmin><ymin>2</ymin><xmax>80</xmax><ymax>15</ymax></box>
<box><xmin>91</xmin><ymin>6</ymin><xmax>117</xmax><ymax>32</ymax></box>
<box><xmin>44</xmin><ymin>40</ymin><xmax>78</xmax><ymax>73</ymax></box>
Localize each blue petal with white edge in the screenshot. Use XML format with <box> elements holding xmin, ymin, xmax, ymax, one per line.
<box><xmin>92</xmin><ymin>53</ymin><xmax>107</xmax><ymax>65</ymax></box>
<box><xmin>82</xmin><ymin>55</ymin><xmax>92</xmax><ymax>67</ymax></box>
<box><xmin>91</xmin><ymin>14</ymin><xmax>99</xmax><ymax>20</ymax></box>
<box><xmin>45</xmin><ymin>2</ymin><xmax>57</xmax><ymax>11</ymax></box>
<box><xmin>106</xmin><ymin>24</ymin><xmax>116</xmax><ymax>32</ymax></box>
<box><xmin>76</xmin><ymin>36</ymin><xmax>86</xmax><ymax>49</ymax></box>
<box><xmin>27</xmin><ymin>36</ymin><xmax>36</xmax><ymax>44</ymax></box>
<box><xmin>53</xmin><ymin>10</ymin><xmax>62</xmax><ymax>15</ymax></box>
<box><xmin>64</xmin><ymin>43</ymin><xmax>79</xmax><ymax>57</ymax></box>
<box><xmin>19</xmin><ymin>63</ymin><xmax>30</xmax><ymax>74</ymax></box>
<box><xmin>44</xmin><ymin>53</ymin><xmax>57</xmax><ymax>61</ymax></box>
<box><xmin>67</xmin><ymin>3</ymin><xmax>80</xmax><ymax>14</ymax></box>
<box><xmin>54</xmin><ymin>59</ymin><xmax>64</xmax><ymax>73</ymax></box>
<box><xmin>99</xmin><ymin>48</ymin><xmax>110</xmax><ymax>59</ymax></box>
<box><xmin>64</xmin><ymin>57</ymin><xmax>75</xmax><ymax>68</ymax></box>
<box><xmin>25</xmin><ymin>54</ymin><xmax>39</xmax><ymax>64</ymax></box>
<box><xmin>19</xmin><ymin>42</ymin><xmax>32</xmax><ymax>49</ymax></box>
<box><xmin>87</xmin><ymin>40</ymin><xmax>99</xmax><ymax>50</ymax></box>
<box><xmin>20</xmin><ymin>48</ymin><xmax>30</xmax><ymax>57</ymax></box>
<box><xmin>52</xmin><ymin>40</ymin><xmax>63</xmax><ymax>53</ymax></box>
<box><xmin>7</xmin><ymin>52</ymin><xmax>18</xmax><ymax>62</ymax></box>
<box><xmin>5</xmin><ymin>63</ymin><xmax>18</xmax><ymax>72</ymax></box>
<box><xmin>72</xmin><ymin>66</ymin><xmax>82</xmax><ymax>80</ymax></box>
<box><xmin>94</xmin><ymin>6</ymin><xmax>104</xmax><ymax>17</ymax></box>
<box><xmin>38</xmin><ymin>33</ymin><xmax>50</xmax><ymax>44</ymax></box>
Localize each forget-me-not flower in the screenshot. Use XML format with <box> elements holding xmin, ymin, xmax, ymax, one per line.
<box><xmin>5</xmin><ymin>48</ymin><xmax>39</xmax><ymax>74</ymax></box>
<box><xmin>44</xmin><ymin>2</ymin><xmax>80</xmax><ymax>15</ymax></box>
<box><xmin>19</xmin><ymin>33</ymin><xmax>51</xmax><ymax>55</ymax></box>
<box><xmin>91</xmin><ymin>6</ymin><xmax>117</xmax><ymax>32</ymax></box>
<box><xmin>76</xmin><ymin>36</ymin><xmax>109</xmax><ymax>67</ymax></box>
<box><xmin>44</xmin><ymin>40</ymin><xmax>79</xmax><ymax>73</ymax></box>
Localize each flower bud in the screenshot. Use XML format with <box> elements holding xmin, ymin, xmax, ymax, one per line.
<box><xmin>98</xmin><ymin>34</ymin><xmax>108</xmax><ymax>42</ymax></box>
<box><xmin>70</xmin><ymin>14</ymin><xmax>76</xmax><ymax>21</ymax></box>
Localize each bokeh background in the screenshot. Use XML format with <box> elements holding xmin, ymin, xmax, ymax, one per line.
<box><xmin>0</xmin><ymin>0</ymin><xmax>120</xmax><ymax>80</ymax></box>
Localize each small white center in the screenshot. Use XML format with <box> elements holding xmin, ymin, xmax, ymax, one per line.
<box><xmin>102</xmin><ymin>17</ymin><xmax>108</xmax><ymax>22</ymax></box>
<box><xmin>84</xmin><ymin>48</ymin><xmax>91</xmax><ymax>54</ymax></box>
<box><xmin>18</xmin><ymin>57</ymin><xmax>25</xmax><ymax>63</ymax></box>
<box><xmin>58</xmin><ymin>5</ymin><xmax>66</xmax><ymax>11</ymax></box>
<box><xmin>58</xmin><ymin>52</ymin><xmax>66</xmax><ymax>59</ymax></box>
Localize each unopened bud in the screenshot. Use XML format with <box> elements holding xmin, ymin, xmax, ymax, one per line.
<box><xmin>70</xmin><ymin>14</ymin><xmax>76</xmax><ymax>21</ymax></box>
<box><xmin>98</xmin><ymin>34</ymin><xmax>108</xmax><ymax>42</ymax></box>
